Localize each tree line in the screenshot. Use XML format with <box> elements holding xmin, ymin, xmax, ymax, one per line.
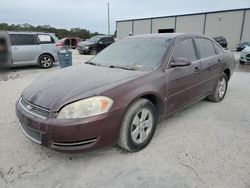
<box><xmin>0</xmin><ymin>23</ymin><xmax>102</xmax><ymax>40</ymax></box>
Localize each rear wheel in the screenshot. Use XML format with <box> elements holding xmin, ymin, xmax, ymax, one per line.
<box><xmin>38</xmin><ymin>54</ymin><xmax>53</xmax><ymax>69</ymax></box>
<box><xmin>208</xmin><ymin>73</ymin><xmax>228</xmax><ymax>102</ymax></box>
<box><xmin>118</xmin><ymin>99</ymin><xmax>157</xmax><ymax>152</ymax></box>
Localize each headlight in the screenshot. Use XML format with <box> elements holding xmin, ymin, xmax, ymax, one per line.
<box><xmin>57</xmin><ymin>96</ymin><xmax>113</xmax><ymax>119</ymax></box>
<box><xmin>84</xmin><ymin>46</ymin><xmax>89</xmax><ymax>49</ymax></box>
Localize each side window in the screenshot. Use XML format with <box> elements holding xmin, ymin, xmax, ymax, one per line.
<box><xmin>10</xmin><ymin>34</ymin><xmax>37</xmax><ymax>46</ymax></box>
<box><xmin>213</xmin><ymin>42</ymin><xmax>223</xmax><ymax>54</ymax></box>
<box><xmin>99</xmin><ymin>38</ymin><xmax>105</xmax><ymax>43</ymax></box>
<box><xmin>108</xmin><ymin>37</ymin><xmax>114</xmax><ymax>42</ymax></box>
<box><xmin>195</xmin><ymin>38</ymin><xmax>216</xmax><ymax>58</ymax></box>
<box><xmin>173</xmin><ymin>39</ymin><xmax>197</xmax><ymax>62</ymax></box>
<box><xmin>37</xmin><ymin>34</ymin><xmax>55</xmax><ymax>44</ymax></box>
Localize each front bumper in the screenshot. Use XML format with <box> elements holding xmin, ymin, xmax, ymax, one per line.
<box><xmin>240</xmin><ymin>53</ymin><xmax>250</xmax><ymax>62</ymax></box>
<box><xmin>77</xmin><ymin>46</ymin><xmax>90</xmax><ymax>54</ymax></box>
<box><xmin>16</xmin><ymin>100</ymin><xmax>123</xmax><ymax>152</ymax></box>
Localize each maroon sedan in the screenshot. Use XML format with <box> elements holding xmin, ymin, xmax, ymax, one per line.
<box><xmin>16</xmin><ymin>33</ymin><xmax>235</xmax><ymax>152</ymax></box>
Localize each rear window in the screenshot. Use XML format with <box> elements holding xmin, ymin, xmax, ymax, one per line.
<box><xmin>10</xmin><ymin>34</ymin><xmax>37</xmax><ymax>46</ymax></box>
<box><xmin>213</xmin><ymin>36</ymin><xmax>226</xmax><ymax>42</ymax></box>
<box><xmin>213</xmin><ymin>42</ymin><xmax>224</xmax><ymax>54</ymax></box>
<box><xmin>107</xmin><ymin>37</ymin><xmax>114</xmax><ymax>42</ymax></box>
<box><xmin>195</xmin><ymin>38</ymin><xmax>216</xmax><ymax>59</ymax></box>
<box><xmin>37</xmin><ymin>34</ymin><xmax>55</xmax><ymax>44</ymax></box>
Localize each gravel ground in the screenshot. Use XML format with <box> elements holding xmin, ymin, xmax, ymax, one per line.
<box><xmin>0</xmin><ymin>51</ymin><xmax>249</xmax><ymax>188</ymax></box>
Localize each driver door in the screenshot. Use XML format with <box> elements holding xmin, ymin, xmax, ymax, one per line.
<box><xmin>166</xmin><ymin>38</ymin><xmax>203</xmax><ymax>114</ymax></box>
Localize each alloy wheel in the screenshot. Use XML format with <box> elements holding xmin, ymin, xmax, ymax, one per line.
<box><xmin>40</xmin><ymin>57</ymin><xmax>52</xmax><ymax>68</ymax></box>
<box><xmin>130</xmin><ymin>108</ymin><xmax>153</xmax><ymax>144</ymax></box>
<box><xmin>218</xmin><ymin>77</ymin><xmax>226</xmax><ymax>98</ymax></box>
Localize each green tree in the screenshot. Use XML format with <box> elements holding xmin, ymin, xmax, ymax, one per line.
<box><xmin>0</xmin><ymin>23</ymin><xmax>103</xmax><ymax>40</ymax></box>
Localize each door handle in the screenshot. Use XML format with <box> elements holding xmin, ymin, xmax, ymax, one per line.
<box><xmin>13</xmin><ymin>47</ymin><xmax>18</xmax><ymax>50</ymax></box>
<box><xmin>218</xmin><ymin>58</ymin><xmax>222</xmax><ymax>63</ymax></box>
<box><xmin>194</xmin><ymin>66</ymin><xmax>200</xmax><ymax>74</ymax></box>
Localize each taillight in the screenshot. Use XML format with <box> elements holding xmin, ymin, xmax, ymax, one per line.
<box><xmin>56</xmin><ymin>43</ymin><xmax>63</xmax><ymax>47</ymax></box>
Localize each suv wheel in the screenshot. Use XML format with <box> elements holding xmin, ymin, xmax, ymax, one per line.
<box><xmin>38</xmin><ymin>54</ymin><xmax>53</xmax><ymax>69</ymax></box>
<box><xmin>118</xmin><ymin>99</ymin><xmax>157</xmax><ymax>152</ymax></box>
<box><xmin>90</xmin><ymin>47</ymin><xmax>98</xmax><ymax>55</ymax></box>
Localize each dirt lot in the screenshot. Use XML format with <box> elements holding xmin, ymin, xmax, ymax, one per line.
<box><xmin>0</xmin><ymin>51</ymin><xmax>249</xmax><ymax>188</ymax></box>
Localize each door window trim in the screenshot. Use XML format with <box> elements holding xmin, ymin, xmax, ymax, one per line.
<box><xmin>166</xmin><ymin>37</ymin><xmax>198</xmax><ymax>70</ymax></box>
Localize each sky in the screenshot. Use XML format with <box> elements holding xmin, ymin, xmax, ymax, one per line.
<box><xmin>0</xmin><ymin>0</ymin><xmax>250</xmax><ymax>34</ymax></box>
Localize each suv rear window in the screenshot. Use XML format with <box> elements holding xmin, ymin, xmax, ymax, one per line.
<box><xmin>107</xmin><ymin>37</ymin><xmax>114</xmax><ymax>42</ymax></box>
<box><xmin>37</xmin><ymin>34</ymin><xmax>55</xmax><ymax>43</ymax></box>
<box><xmin>10</xmin><ymin>34</ymin><xmax>37</xmax><ymax>46</ymax></box>
<box><xmin>195</xmin><ymin>38</ymin><xmax>216</xmax><ymax>59</ymax></box>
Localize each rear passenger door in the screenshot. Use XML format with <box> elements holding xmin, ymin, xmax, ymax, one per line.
<box><xmin>10</xmin><ymin>34</ymin><xmax>40</xmax><ymax>64</ymax></box>
<box><xmin>194</xmin><ymin>38</ymin><xmax>224</xmax><ymax>93</ymax></box>
<box><xmin>166</xmin><ymin>38</ymin><xmax>203</xmax><ymax>114</ymax></box>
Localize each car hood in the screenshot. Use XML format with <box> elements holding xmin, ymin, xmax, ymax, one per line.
<box><xmin>78</xmin><ymin>41</ymin><xmax>94</xmax><ymax>46</ymax></box>
<box><xmin>242</xmin><ymin>46</ymin><xmax>250</xmax><ymax>53</ymax></box>
<box><xmin>22</xmin><ymin>64</ymin><xmax>147</xmax><ymax>111</ymax></box>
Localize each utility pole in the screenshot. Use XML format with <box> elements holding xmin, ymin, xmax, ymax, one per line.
<box><xmin>107</xmin><ymin>2</ymin><xmax>110</xmax><ymax>35</ymax></box>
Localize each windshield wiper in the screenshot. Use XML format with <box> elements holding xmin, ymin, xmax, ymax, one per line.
<box><xmin>85</xmin><ymin>62</ymin><xmax>101</xmax><ymax>66</ymax></box>
<box><xmin>109</xmin><ymin>65</ymin><xmax>136</xmax><ymax>71</ymax></box>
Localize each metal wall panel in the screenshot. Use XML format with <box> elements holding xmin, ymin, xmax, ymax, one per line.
<box><xmin>133</xmin><ymin>20</ymin><xmax>151</xmax><ymax>35</ymax></box>
<box><xmin>117</xmin><ymin>21</ymin><xmax>133</xmax><ymax>38</ymax></box>
<box><xmin>116</xmin><ymin>9</ymin><xmax>249</xmax><ymax>50</ymax></box>
<box><xmin>205</xmin><ymin>10</ymin><xmax>244</xmax><ymax>49</ymax></box>
<box><xmin>152</xmin><ymin>17</ymin><xmax>175</xmax><ymax>33</ymax></box>
<box><xmin>176</xmin><ymin>14</ymin><xmax>205</xmax><ymax>34</ymax></box>
<box><xmin>241</xmin><ymin>10</ymin><xmax>250</xmax><ymax>42</ymax></box>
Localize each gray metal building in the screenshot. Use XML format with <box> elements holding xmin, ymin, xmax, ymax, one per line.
<box><xmin>116</xmin><ymin>8</ymin><xmax>250</xmax><ymax>50</ymax></box>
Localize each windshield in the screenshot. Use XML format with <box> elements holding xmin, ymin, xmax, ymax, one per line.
<box><xmin>89</xmin><ymin>38</ymin><xmax>171</xmax><ymax>71</ymax></box>
<box><xmin>87</xmin><ymin>36</ymin><xmax>102</xmax><ymax>43</ymax></box>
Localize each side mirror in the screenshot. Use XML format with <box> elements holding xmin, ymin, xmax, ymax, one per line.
<box><xmin>170</xmin><ymin>58</ymin><xmax>191</xmax><ymax>68</ymax></box>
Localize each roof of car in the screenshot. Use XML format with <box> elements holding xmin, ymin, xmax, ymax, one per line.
<box><xmin>7</xmin><ymin>31</ymin><xmax>53</xmax><ymax>35</ymax></box>
<box><xmin>129</xmin><ymin>33</ymin><xmax>207</xmax><ymax>39</ymax></box>
<box><xmin>92</xmin><ymin>35</ymin><xmax>113</xmax><ymax>38</ymax></box>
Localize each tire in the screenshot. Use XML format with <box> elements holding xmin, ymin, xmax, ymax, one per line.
<box><xmin>239</xmin><ymin>60</ymin><xmax>245</xmax><ymax>65</ymax></box>
<box><xmin>118</xmin><ymin>98</ymin><xmax>157</xmax><ymax>152</ymax></box>
<box><xmin>38</xmin><ymin>54</ymin><xmax>53</xmax><ymax>69</ymax></box>
<box><xmin>208</xmin><ymin>73</ymin><xmax>228</xmax><ymax>102</ymax></box>
<box><xmin>90</xmin><ymin>47</ymin><xmax>98</xmax><ymax>55</ymax></box>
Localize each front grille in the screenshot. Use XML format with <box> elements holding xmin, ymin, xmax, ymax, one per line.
<box><xmin>246</xmin><ymin>54</ymin><xmax>250</xmax><ymax>58</ymax></box>
<box><xmin>19</xmin><ymin>97</ymin><xmax>50</xmax><ymax>119</ymax></box>
<box><xmin>19</xmin><ymin>122</ymin><xmax>42</xmax><ymax>144</ymax></box>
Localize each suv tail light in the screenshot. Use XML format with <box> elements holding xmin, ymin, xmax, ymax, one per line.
<box><xmin>56</xmin><ymin>43</ymin><xmax>63</xmax><ymax>47</ymax></box>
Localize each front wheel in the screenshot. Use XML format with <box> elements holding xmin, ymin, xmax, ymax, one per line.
<box><xmin>239</xmin><ymin>60</ymin><xmax>245</xmax><ymax>65</ymax></box>
<box><xmin>208</xmin><ymin>73</ymin><xmax>228</xmax><ymax>102</ymax></box>
<box><xmin>90</xmin><ymin>47</ymin><xmax>98</xmax><ymax>55</ymax></box>
<box><xmin>118</xmin><ymin>99</ymin><xmax>157</xmax><ymax>152</ymax></box>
